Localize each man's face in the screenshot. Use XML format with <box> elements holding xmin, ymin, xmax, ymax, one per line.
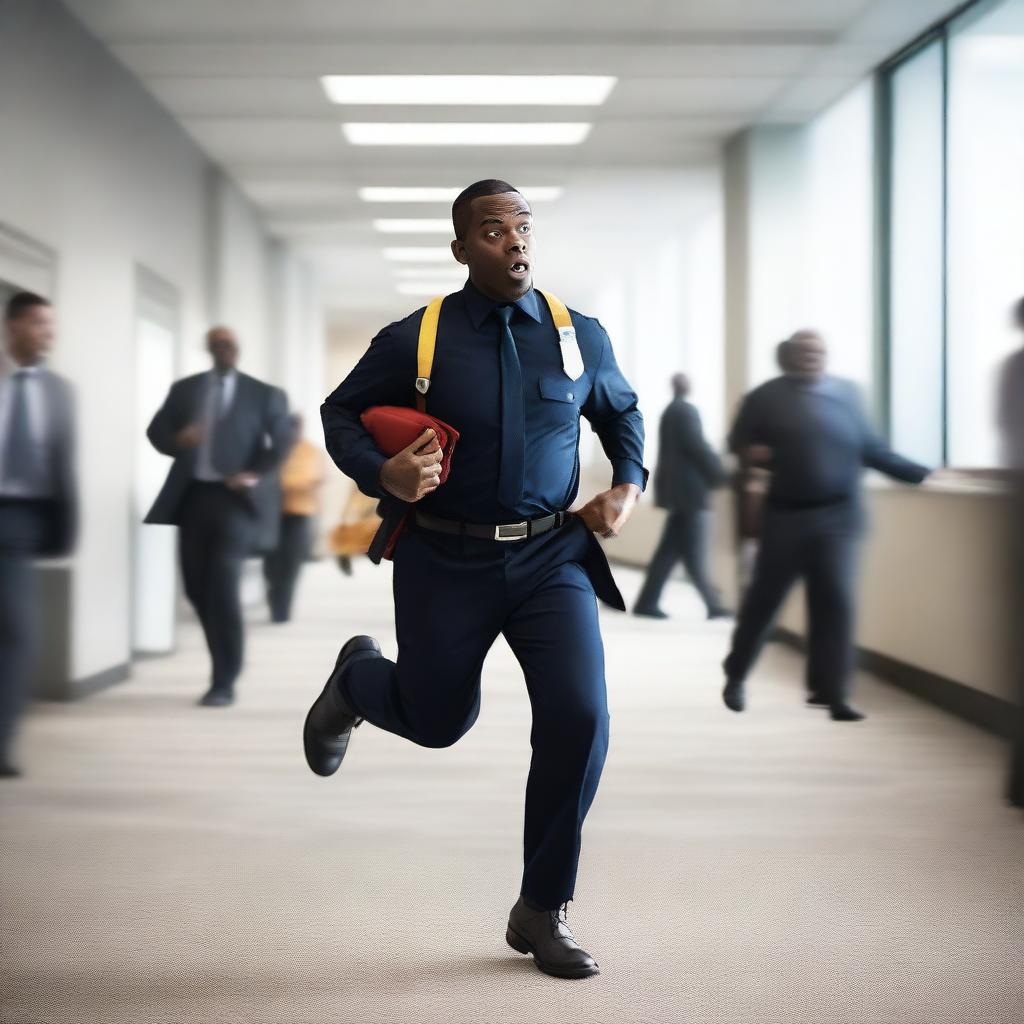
<box><xmin>5</xmin><ymin>304</ymin><xmax>54</xmax><ymax>366</ymax></box>
<box><xmin>206</xmin><ymin>328</ymin><xmax>239</xmax><ymax>371</ymax></box>
<box><xmin>451</xmin><ymin>192</ymin><xmax>533</xmax><ymax>302</ymax></box>
<box><xmin>787</xmin><ymin>335</ymin><xmax>827</xmax><ymax>380</ymax></box>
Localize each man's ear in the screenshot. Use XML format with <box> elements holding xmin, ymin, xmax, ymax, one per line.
<box><xmin>451</xmin><ymin>239</ymin><xmax>468</xmax><ymax>266</ymax></box>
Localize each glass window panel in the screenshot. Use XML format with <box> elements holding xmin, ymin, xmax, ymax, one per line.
<box><xmin>802</xmin><ymin>81</ymin><xmax>875</xmax><ymax>393</ymax></box>
<box><xmin>889</xmin><ymin>40</ymin><xmax>946</xmax><ymax>467</ymax></box>
<box><xmin>946</xmin><ymin>0</ymin><xmax>1024</xmax><ymax>467</ymax></box>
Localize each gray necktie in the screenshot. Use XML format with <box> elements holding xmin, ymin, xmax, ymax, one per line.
<box><xmin>210</xmin><ymin>374</ymin><xmax>233</xmax><ymax>472</ymax></box>
<box><xmin>4</xmin><ymin>372</ymin><xmax>36</xmax><ymax>486</ymax></box>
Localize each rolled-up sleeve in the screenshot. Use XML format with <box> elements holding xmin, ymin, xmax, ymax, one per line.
<box><xmin>581</xmin><ymin>326</ymin><xmax>648</xmax><ymax>490</ymax></box>
<box><xmin>321</xmin><ymin>326</ymin><xmax>412</xmax><ymax>498</ymax></box>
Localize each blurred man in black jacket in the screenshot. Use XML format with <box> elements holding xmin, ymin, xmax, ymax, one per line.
<box><xmin>722</xmin><ymin>331</ymin><xmax>930</xmax><ymax>722</ymax></box>
<box><xmin>146</xmin><ymin>327</ymin><xmax>289</xmax><ymax>707</ymax></box>
<box><xmin>634</xmin><ymin>373</ymin><xmax>727</xmax><ymax>619</ymax></box>
<box><xmin>0</xmin><ymin>292</ymin><xmax>77</xmax><ymax>777</ymax></box>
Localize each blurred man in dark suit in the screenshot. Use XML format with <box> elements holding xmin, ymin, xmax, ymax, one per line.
<box><xmin>722</xmin><ymin>330</ymin><xmax>930</xmax><ymax>722</ymax></box>
<box><xmin>634</xmin><ymin>373</ymin><xmax>727</xmax><ymax>620</ymax></box>
<box><xmin>0</xmin><ymin>292</ymin><xmax>77</xmax><ymax>777</ymax></box>
<box><xmin>996</xmin><ymin>295</ymin><xmax>1024</xmax><ymax>806</ymax></box>
<box><xmin>146</xmin><ymin>327</ymin><xmax>289</xmax><ymax>707</ymax></box>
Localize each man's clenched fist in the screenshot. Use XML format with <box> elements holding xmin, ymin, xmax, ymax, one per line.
<box><xmin>576</xmin><ymin>483</ymin><xmax>640</xmax><ymax>539</ymax></box>
<box><xmin>379</xmin><ymin>428</ymin><xmax>444</xmax><ymax>503</ymax></box>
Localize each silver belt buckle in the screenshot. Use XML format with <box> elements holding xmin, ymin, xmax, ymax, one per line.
<box><xmin>494</xmin><ymin>520</ymin><xmax>528</xmax><ymax>541</ymax></box>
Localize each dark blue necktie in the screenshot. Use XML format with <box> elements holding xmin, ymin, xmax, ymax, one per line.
<box><xmin>495</xmin><ymin>305</ymin><xmax>525</xmax><ymax>509</ymax></box>
<box><xmin>4</xmin><ymin>371</ymin><xmax>35</xmax><ymax>486</ymax></box>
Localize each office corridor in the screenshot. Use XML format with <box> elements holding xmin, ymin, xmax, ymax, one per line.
<box><xmin>2</xmin><ymin>562</ymin><xmax>1021</xmax><ymax>1024</ymax></box>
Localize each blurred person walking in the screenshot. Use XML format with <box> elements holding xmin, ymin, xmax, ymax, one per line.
<box><xmin>304</xmin><ymin>180</ymin><xmax>646</xmax><ymax>978</ymax></box>
<box><xmin>145</xmin><ymin>327</ymin><xmax>289</xmax><ymax>707</ymax></box>
<box><xmin>633</xmin><ymin>372</ymin><xmax>727</xmax><ymax>620</ymax></box>
<box><xmin>996</xmin><ymin>295</ymin><xmax>1024</xmax><ymax>807</ymax></box>
<box><xmin>721</xmin><ymin>330</ymin><xmax>930</xmax><ymax>722</ymax></box>
<box><xmin>0</xmin><ymin>293</ymin><xmax>77</xmax><ymax>777</ymax></box>
<box><xmin>328</xmin><ymin>486</ymin><xmax>380</xmax><ymax>576</ymax></box>
<box><xmin>263</xmin><ymin>415</ymin><xmax>324</xmax><ymax>623</ymax></box>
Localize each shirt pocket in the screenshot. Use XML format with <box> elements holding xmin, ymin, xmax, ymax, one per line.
<box><xmin>538</xmin><ymin>375</ymin><xmax>581</xmax><ymax>406</ymax></box>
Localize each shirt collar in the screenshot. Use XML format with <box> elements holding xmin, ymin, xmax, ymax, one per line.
<box><xmin>784</xmin><ymin>372</ymin><xmax>832</xmax><ymax>394</ymax></box>
<box><xmin>462</xmin><ymin>278</ymin><xmax>542</xmax><ymax>331</ymax></box>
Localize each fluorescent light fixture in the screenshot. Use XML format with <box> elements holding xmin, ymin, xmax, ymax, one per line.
<box><xmin>393</xmin><ymin>266</ymin><xmax>465</xmax><ymax>279</ymax></box>
<box><xmin>342</xmin><ymin>123</ymin><xmax>591</xmax><ymax>146</ymax></box>
<box><xmin>322</xmin><ymin>75</ymin><xmax>616</xmax><ymax>106</ymax></box>
<box><xmin>397</xmin><ymin>282</ymin><xmax>462</xmax><ymax>297</ymax></box>
<box><xmin>383</xmin><ymin>247</ymin><xmax>455</xmax><ymax>262</ymax></box>
<box><xmin>373</xmin><ymin>219</ymin><xmax>453</xmax><ymax>234</ymax></box>
<box><xmin>359</xmin><ymin>186</ymin><xmax>563</xmax><ymax>203</ymax></box>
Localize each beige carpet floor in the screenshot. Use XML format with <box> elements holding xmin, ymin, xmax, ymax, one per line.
<box><xmin>1</xmin><ymin>559</ymin><xmax>1022</xmax><ymax>1024</ymax></box>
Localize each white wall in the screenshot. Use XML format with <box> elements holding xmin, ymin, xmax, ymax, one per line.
<box><xmin>0</xmin><ymin>0</ymin><xmax>319</xmax><ymax>683</ymax></box>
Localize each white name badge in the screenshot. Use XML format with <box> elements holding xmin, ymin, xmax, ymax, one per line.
<box><xmin>558</xmin><ymin>326</ymin><xmax>585</xmax><ymax>381</ymax></box>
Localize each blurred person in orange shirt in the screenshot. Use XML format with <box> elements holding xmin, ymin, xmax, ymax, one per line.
<box><xmin>328</xmin><ymin>486</ymin><xmax>381</xmax><ymax>576</ymax></box>
<box><xmin>0</xmin><ymin>293</ymin><xmax>77</xmax><ymax>778</ymax></box>
<box><xmin>263</xmin><ymin>415</ymin><xmax>324</xmax><ymax>622</ymax></box>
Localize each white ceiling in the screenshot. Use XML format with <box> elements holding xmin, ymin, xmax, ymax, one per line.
<box><xmin>65</xmin><ymin>0</ymin><xmax>966</xmax><ymax>324</ymax></box>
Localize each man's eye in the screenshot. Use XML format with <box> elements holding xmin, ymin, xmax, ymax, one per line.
<box><xmin>519</xmin><ymin>223</ymin><xmax>532</xmax><ymax>234</ymax></box>
<box><xmin>487</xmin><ymin>230</ymin><xmax>501</xmax><ymax>238</ymax></box>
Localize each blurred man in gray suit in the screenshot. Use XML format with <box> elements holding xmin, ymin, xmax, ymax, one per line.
<box><xmin>634</xmin><ymin>373</ymin><xmax>727</xmax><ymax>620</ymax></box>
<box><xmin>146</xmin><ymin>327</ymin><xmax>289</xmax><ymax>707</ymax></box>
<box><xmin>0</xmin><ymin>292</ymin><xmax>77</xmax><ymax>777</ymax></box>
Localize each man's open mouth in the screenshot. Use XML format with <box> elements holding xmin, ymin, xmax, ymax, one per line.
<box><xmin>509</xmin><ymin>260</ymin><xmax>530</xmax><ymax>276</ymax></box>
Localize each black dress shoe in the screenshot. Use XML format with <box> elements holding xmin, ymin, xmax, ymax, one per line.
<box><xmin>806</xmin><ymin>693</ymin><xmax>830</xmax><ymax>708</ymax></box>
<box><xmin>0</xmin><ymin>761</ymin><xmax>22</xmax><ymax>779</ymax></box>
<box><xmin>198</xmin><ymin>688</ymin><xmax>234</xmax><ymax>707</ymax></box>
<box><xmin>633</xmin><ymin>606</ymin><xmax>669</xmax><ymax>620</ymax></box>
<box><xmin>506</xmin><ymin>897</ymin><xmax>599</xmax><ymax>979</ymax></box>
<box><xmin>830</xmin><ymin>703</ymin><xmax>866</xmax><ymax>722</ymax></box>
<box><xmin>722</xmin><ymin>678</ymin><xmax>746</xmax><ymax>712</ymax></box>
<box><xmin>303</xmin><ymin>636</ymin><xmax>381</xmax><ymax>777</ymax></box>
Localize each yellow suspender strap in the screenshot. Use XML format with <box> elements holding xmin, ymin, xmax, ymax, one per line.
<box><xmin>415</xmin><ymin>296</ymin><xmax>444</xmax><ymax>412</ymax></box>
<box><xmin>414</xmin><ymin>291</ymin><xmax>571</xmax><ymax>411</ymax></box>
<box><xmin>539</xmin><ymin>290</ymin><xmax>572</xmax><ymax>331</ymax></box>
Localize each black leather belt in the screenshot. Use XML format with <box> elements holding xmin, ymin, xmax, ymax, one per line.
<box><xmin>414</xmin><ymin>510</ymin><xmax>571</xmax><ymax>542</ymax></box>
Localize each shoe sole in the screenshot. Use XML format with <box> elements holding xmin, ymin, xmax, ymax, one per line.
<box><xmin>505</xmin><ymin>926</ymin><xmax>600</xmax><ymax>979</ymax></box>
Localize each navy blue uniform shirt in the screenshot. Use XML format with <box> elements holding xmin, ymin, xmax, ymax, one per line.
<box><xmin>728</xmin><ymin>374</ymin><xmax>929</xmax><ymax>506</ymax></box>
<box><xmin>322</xmin><ymin>280</ymin><xmax>647</xmax><ymax>522</ymax></box>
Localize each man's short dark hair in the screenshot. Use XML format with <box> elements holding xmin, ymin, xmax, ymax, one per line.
<box><xmin>775</xmin><ymin>340</ymin><xmax>793</xmax><ymax>370</ymax></box>
<box><xmin>5</xmin><ymin>291</ymin><xmax>50</xmax><ymax>321</ymax></box>
<box><xmin>451</xmin><ymin>179</ymin><xmax>522</xmax><ymax>239</ymax></box>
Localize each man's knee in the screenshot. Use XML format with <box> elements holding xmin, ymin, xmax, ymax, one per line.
<box><xmin>414</xmin><ymin>718</ymin><xmax>474</xmax><ymax>749</ymax></box>
<box><xmin>407</xmin><ymin>699</ymin><xmax>480</xmax><ymax>749</ymax></box>
<box><xmin>539</xmin><ymin>701</ymin><xmax>609</xmax><ymax>755</ymax></box>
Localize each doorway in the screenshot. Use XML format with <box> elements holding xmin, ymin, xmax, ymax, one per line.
<box><xmin>132</xmin><ymin>267</ymin><xmax>179</xmax><ymax>655</ymax></box>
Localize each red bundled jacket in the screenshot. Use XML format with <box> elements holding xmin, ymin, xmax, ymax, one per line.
<box><xmin>360</xmin><ymin>405</ymin><xmax>459</xmax><ymax>562</ymax></box>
